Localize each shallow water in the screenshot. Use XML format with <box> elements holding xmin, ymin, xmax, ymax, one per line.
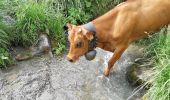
<box><xmin>0</xmin><ymin>45</ymin><xmax>145</xmax><ymax>100</ymax></box>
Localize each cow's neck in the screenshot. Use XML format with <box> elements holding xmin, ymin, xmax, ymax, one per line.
<box><xmin>92</xmin><ymin>8</ymin><xmax>118</xmax><ymax>48</ymax></box>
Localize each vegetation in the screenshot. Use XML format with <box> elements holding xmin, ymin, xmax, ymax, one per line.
<box><xmin>0</xmin><ymin>48</ymin><xmax>12</xmax><ymax>68</ymax></box>
<box><xmin>0</xmin><ymin>26</ymin><xmax>12</xmax><ymax>68</ymax></box>
<box><xmin>0</xmin><ymin>12</ymin><xmax>13</xmax><ymax>68</ymax></box>
<box><xmin>138</xmin><ymin>30</ymin><xmax>170</xmax><ymax>100</ymax></box>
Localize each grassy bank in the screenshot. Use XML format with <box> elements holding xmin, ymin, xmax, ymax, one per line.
<box><xmin>138</xmin><ymin>29</ymin><xmax>170</xmax><ymax>100</ymax></box>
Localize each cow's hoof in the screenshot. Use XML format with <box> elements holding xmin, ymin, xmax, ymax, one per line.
<box><xmin>103</xmin><ymin>68</ymin><xmax>110</xmax><ymax>77</ymax></box>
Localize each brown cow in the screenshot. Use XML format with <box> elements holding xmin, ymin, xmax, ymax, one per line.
<box><xmin>66</xmin><ymin>0</ymin><xmax>170</xmax><ymax>76</ymax></box>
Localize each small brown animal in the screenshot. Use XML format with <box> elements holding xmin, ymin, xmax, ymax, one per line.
<box><xmin>66</xmin><ymin>0</ymin><xmax>170</xmax><ymax>76</ymax></box>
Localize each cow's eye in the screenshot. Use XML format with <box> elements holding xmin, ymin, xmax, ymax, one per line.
<box><xmin>76</xmin><ymin>42</ymin><xmax>82</xmax><ymax>48</ymax></box>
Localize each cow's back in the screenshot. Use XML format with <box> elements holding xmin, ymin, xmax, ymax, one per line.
<box><xmin>136</xmin><ymin>0</ymin><xmax>170</xmax><ymax>32</ymax></box>
<box><xmin>128</xmin><ymin>0</ymin><xmax>170</xmax><ymax>41</ymax></box>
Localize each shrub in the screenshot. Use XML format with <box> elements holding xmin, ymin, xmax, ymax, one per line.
<box><xmin>65</xmin><ymin>7</ymin><xmax>92</xmax><ymax>24</ymax></box>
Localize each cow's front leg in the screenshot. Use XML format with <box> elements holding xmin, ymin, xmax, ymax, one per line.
<box><xmin>103</xmin><ymin>45</ymin><xmax>128</xmax><ymax>76</ymax></box>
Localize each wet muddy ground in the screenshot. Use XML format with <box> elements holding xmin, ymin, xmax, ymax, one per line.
<box><xmin>0</xmin><ymin>45</ymin><xmax>145</xmax><ymax>100</ymax></box>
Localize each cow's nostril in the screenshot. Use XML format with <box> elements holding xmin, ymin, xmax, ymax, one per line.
<box><xmin>67</xmin><ymin>57</ymin><xmax>74</xmax><ymax>62</ymax></box>
<box><xmin>69</xmin><ymin>59</ymin><xmax>74</xmax><ymax>62</ymax></box>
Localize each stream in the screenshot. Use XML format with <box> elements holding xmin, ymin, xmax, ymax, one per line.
<box><xmin>0</xmin><ymin>45</ymin><xmax>145</xmax><ymax>100</ymax></box>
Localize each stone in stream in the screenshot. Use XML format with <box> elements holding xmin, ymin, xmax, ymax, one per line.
<box><xmin>31</xmin><ymin>33</ymin><xmax>51</xmax><ymax>55</ymax></box>
<box><xmin>15</xmin><ymin>33</ymin><xmax>52</xmax><ymax>61</ymax></box>
<box><xmin>15</xmin><ymin>50</ymin><xmax>33</xmax><ymax>61</ymax></box>
<box><xmin>126</xmin><ymin>58</ymin><xmax>154</xmax><ymax>89</ymax></box>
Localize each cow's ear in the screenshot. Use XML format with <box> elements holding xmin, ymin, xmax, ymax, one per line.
<box><xmin>66</xmin><ymin>23</ymin><xmax>73</xmax><ymax>30</ymax></box>
<box><xmin>84</xmin><ymin>31</ymin><xmax>94</xmax><ymax>40</ymax></box>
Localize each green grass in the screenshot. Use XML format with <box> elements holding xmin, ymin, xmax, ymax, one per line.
<box><xmin>15</xmin><ymin>2</ymin><xmax>47</xmax><ymax>46</ymax></box>
<box><xmin>0</xmin><ymin>28</ymin><xmax>12</xmax><ymax>68</ymax></box>
<box><xmin>147</xmin><ymin>64</ymin><xmax>170</xmax><ymax>100</ymax></box>
<box><xmin>138</xmin><ymin>30</ymin><xmax>170</xmax><ymax>100</ymax></box>
<box><xmin>13</xmin><ymin>0</ymin><xmax>67</xmax><ymax>54</ymax></box>
<box><xmin>47</xmin><ymin>14</ymin><xmax>66</xmax><ymax>55</ymax></box>
<box><xmin>0</xmin><ymin>13</ymin><xmax>13</xmax><ymax>68</ymax></box>
<box><xmin>0</xmin><ymin>28</ymin><xmax>10</xmax><ymax>49</ymax></box>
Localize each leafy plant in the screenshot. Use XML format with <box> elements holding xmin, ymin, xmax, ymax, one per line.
<box><xmin>0</xmin><ymin>48</ymin><xmax>12</xmax><ymax>68</ymax></box>
<box><xmin>47</xmin><ymin>14</ymin><xmax>66</xmax><ymax>55</ymax></box>
<box><xmin>66</xmin><ymin>7</ymin><xmax>92</xmax><ymax>24</ymax></box>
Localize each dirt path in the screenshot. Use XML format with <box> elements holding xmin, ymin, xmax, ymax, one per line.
<box><xmin>0</xmin><ymin>45</ymin><xmax>145</xmax><ymax>100</ymax></box>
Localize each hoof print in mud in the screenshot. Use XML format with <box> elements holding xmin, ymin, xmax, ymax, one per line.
<box><xmin>126</xmin><ymin>58</ymin><xmax>154</xmax><ymax>89</ymax></box>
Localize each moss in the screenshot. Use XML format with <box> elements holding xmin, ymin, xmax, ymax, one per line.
<box><xmin>127</xmin><ymin>63</ymin><xmax>152</xmax><ymax>89</ymax></box>
<box><xmin>127</xmin><ymin>64</ymin><xmax>144</xmax><ymax>86</ymax></box>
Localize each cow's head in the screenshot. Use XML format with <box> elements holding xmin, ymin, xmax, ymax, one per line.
<box><xmin>66</xmin><ymin>23</ymin><xmax>95</xmax><ymax>62</ymax></box>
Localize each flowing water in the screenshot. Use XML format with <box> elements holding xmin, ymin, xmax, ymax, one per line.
<box><xmin>0</xmin><ymin>45</ymin><xmax>145</xmax><ymax>100</ymax></box>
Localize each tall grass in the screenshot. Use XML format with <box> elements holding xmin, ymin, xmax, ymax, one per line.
<box><xmin>14</xmin><ymin>0</ymin><xmax>67</xmax><ymax>54</ymax></box>
<box><xmin>138</xmin><ymin>30</ymin><xmax>170</xmax><ymax>100</ymax></box>
<box><xmin>0</xmin><ymin>27</ymin><xmax>10</xmax><ymax>49</ymax></box>
<box><xmin>15</xmin><ymin>2</ymin><xmax>47</xmax><ymax>46</ymax></box>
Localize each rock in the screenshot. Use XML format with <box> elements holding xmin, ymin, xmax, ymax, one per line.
<box><xmin>15</xmin><ymin>50</ymin><xmax>33</xmax><ymax>61</ymax></box>
<box><xmin>1</xmin><ymin>45</ymin><xmax>145</xmax><ymax>100</ymax></box>
<box><xmin>126</xmin><ymin>58</ymin><xmax>154</xmax><ymax>88</ymax></box>
<box><xmin>15</xmin><ymin>33</ymin><xmax>53</xmax><ymax>61</ymax></box>
<box><xmin>31</xmin><ymin>33</ymin><xmax>51</xmax><ymax>55</ymax></box>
